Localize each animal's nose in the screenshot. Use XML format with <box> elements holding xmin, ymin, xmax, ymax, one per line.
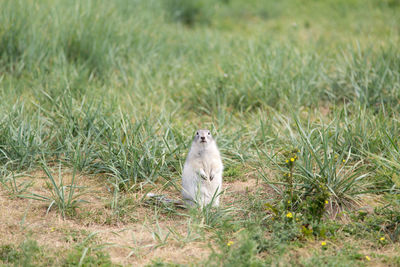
<box><xmin>201</xmin><ymin>136</ymin><xmax>205</xmax><ymax>140</ymax></box>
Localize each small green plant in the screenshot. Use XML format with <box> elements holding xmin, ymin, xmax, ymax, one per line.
<box><xmin>0</xmin><ymin>167</ymin><xmax>33</xmax><ymax>197</ymax></box>
<box><xmin>25</xmin><ymin>163</ymin><xmax>88</xmax><ymax>218</ymax></box>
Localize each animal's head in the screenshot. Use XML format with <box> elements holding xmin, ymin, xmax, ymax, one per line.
<box><xmin>193</xmin><ymin>129</ymin><xmax>214</xmax><ymax>146</ymax></box>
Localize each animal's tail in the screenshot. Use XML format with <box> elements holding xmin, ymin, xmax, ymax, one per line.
<box><xmin>145</xmin><ymin>193</ymin><xmax>186</xmax><ymax>209</ymax></box>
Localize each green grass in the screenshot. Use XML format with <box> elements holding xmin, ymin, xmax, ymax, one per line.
<box><xmin>0</xmin><ymin>236</ymin><xmax>115</xmax><ymax>267</ymax></box>
<box><xmin>1</xmin><ymin>0</ymin><xmax>400</xmax><ymax>265</ymax></box>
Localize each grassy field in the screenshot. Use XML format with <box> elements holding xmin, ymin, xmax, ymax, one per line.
<box><xmin>1</xmin><ymin>0</ymin><xmax>400</xmax><ymax>266</ymax></box>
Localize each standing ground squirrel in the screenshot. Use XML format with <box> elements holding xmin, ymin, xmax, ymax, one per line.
<box><xmin>181</xmin><ymin>129</ymin><xmax>223</xmax><ymax>207</ymax></box>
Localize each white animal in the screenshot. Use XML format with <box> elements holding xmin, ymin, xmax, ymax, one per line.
<box><xmin>181</xmin><ymin>129</ymin><xmax>223</xmax><ymax>207</ymax></box>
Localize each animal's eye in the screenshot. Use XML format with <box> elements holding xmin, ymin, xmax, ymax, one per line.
<box><xmin>208</xmin><ymin>132</ymin><xmax>211</xmax><ymax>135</ymax></box>
<box><xmin>196</xmin><ymin>132</ymin><xmax>199</xmax><ymax>135</ymax></box>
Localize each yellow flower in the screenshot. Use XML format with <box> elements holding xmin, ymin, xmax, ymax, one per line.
<box><xmin>325</xmin><ymin>200</ymin><xmax>329</xmax><ymax>204</ymax></box>
<box><xmin>286</xmin><ymin>212</ymin><xmax>293</xmax><ymax>218</ymax></box>
<box><xmin>287</xmin><ymin>200</ymin><xmax>291</xmax><ymax>204</ymax></box>
<box><xmin>286</xmin><ymin>159</ymin><xmax>289</xmax><ymax>163</ymax></box>
<box><xmin>380</xmin><ymin>237</ymin><xmax>385</xmax><ymax>241</ymax></box>
<box><xmin>296</xmin><ymin>218</ymin><xmax>300</xmax><ymax>222</ymax></box>
<box><xmin>227</xmin><ymin>241</ymin><xmax>234</xmax><ymax>247</ymax></box>
<box><xmin>321</xmin><ymin>241</ymin><xmax>327</xmax><ymax>246</ymax></box>
<box><xmin>290</xmin><ymin>158</ymin><xmax>295</xmax><ymax>162</ymax></box>
<box><xmin>365</xmin><ymin>256</ymin><xmax>371</xmax><ymax>261</ymax></box>
<box><xmin>342</xmin><ymin>159</ymin><xmax>346</xmax><ymax>163</ymax></box>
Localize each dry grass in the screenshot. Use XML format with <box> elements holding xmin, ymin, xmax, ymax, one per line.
<box><xmin>0</xmin><ymin>171</ymin><xmax>261</xmax><ymax>266</ymax></box>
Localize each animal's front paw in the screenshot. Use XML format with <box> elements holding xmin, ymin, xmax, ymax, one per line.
<box><xmin>200</xmin><ymin>173</ymin><xmax>208</xmax><ymax>180</ymax></box>
<box><xmin>197</xmin><ymin>169</ymin><xmax>208</xmax><ymax>180</ymax></box>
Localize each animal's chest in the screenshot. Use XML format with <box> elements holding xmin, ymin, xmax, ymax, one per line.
<box><xmin>195</xmin><ymin>155</ymin><xmax>215</xmax><ymax>173</ymax></box>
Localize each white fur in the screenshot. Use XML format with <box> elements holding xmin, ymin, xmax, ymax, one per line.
<box><xmin>182</xmin><ymin>130</ymin><xmax>223</xmax><ymax>207</ymax></box>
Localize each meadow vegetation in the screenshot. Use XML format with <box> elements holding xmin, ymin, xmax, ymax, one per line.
<box><xmin>1</xmin><ymin>0</ymin><xmax>400</xmax><ymax>265</ymax></box>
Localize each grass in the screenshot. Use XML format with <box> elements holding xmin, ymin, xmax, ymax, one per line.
<box><xmin>23</xmin><ymin>164</ymin><xmax>88</xmax><ymax>218</ymax></box>
<box><xmin>1</xmin><ymin>0</ymin><xmax>400</xmax><ymax>265</ymax></box>
<box><xmin>0</xmin><ymin>235</ymin><xmax>115</xmax><ymax>267</ymax></box>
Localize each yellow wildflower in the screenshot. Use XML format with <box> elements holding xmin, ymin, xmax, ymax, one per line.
<box><xmin>365</xmin><ymin>256</ymin><xmax>371</xmax><ymax>261</ymax></box>
<box><xmin>286</xmin><ymin>212</ymin><xmax>293</xmax><ymax>218</ymax></box>
<box><xmin>325</xmin><ymin>200</ymin><xmax>329</xmax><ymax>204</ymax></box>
<box><xmin>286</xmin><ymin>159</ymin><xmax>289</xmax><ymax>163</ymax></box>
<box><xmin>342</xmin><ymin>159</ymin><xmax>346</xmax><ymax>163</ymax></box>
<box><xmin>380</xmin><ymin>237</ymin><xmax>385</xmax><ymax>241</ymax></box>
<box><xmin>321</xmin><ymin>241</ymin><xmax>327</xmax><ymax>246</ymax></box>
<box><xmin>290</xmin><ymin>158</ymin><xmax>295</xmax><ymax>162</ymax></box>
<box><xmin>287</xmin><ymin>200</ymin><xmax>291</xmax><ymax>204</ymax></box>
<box><xmin>227</xmin><ymin>241</ymin><xmax>234</xmax><ymax>247</ymax></box>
